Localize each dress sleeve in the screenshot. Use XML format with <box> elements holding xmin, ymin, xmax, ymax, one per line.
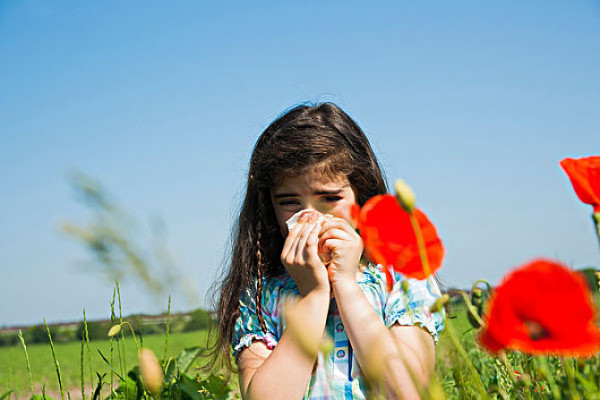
<box><xmin>231</xmin><ymin>283</ymin><xmax>279</xmax><ymax>359</ymax></box>
<box><xmin>384</xmin><ymin>273</ymin><xmax>445</xmax><ymax>343</ymax></box>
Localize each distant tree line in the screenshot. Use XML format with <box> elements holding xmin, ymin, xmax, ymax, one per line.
<box><xmin>0</xmin><ymin>308</ymin><xmax>212</xmax><ymax>347</ymax></box>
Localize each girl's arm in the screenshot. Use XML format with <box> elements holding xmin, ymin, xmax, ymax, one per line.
<box><xmin>238</xmin><ymin>213</ymin><xmax>330</xmax><ymax>399</ymax></box>
<box><xmin>238</xmin><ymin>288</ymin><xmax>330</xmax><ymax>399</ymax></box>
<box><xmin>320</xmin><ymin>218</ymin><xmax>435</xmax><ymax>398</ymax></box>
<box><xmin>332</xmin><ymin>280</ymin><xmax>435</xmax><ymax>397</ymax></box>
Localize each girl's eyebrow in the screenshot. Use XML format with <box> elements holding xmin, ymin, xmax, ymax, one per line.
<box><xmin>273</xmin><ymin>189</ymin><xmax>343</xmax><ymax>198</ymax></box>
<box><xmin>314</xmin><ymin>189</ymin><xmax>343</xmax><ymax>195</ymax></box>
<box><xmin>273</xmin><ymin>192</ymin><xmax>297</xmax><ymax>199</ymax></box>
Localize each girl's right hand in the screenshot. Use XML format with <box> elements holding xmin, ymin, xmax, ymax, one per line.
<box><xmin>280</xmin><ymin>211</ymin><xmax>330</xmax><ymax>297</ymax></box>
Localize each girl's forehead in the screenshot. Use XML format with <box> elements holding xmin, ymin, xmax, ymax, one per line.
<box><xmin>273</xmin><ymin>171</ymin><xmax>350</xmax><ymax>192</ymax></box>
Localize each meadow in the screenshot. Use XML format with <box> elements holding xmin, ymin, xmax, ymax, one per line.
<box><xmin>2</xmin><ymin>292</ymin><xmax>600</xmax><ymax>399</ymax></box>
<box><xmin>0</xmin><ymin>330</ymin><xmax>212</xmax><ymax>399</ymax></box>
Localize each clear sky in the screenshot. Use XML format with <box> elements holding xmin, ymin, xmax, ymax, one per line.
<box><xmin>1</xmin><ymin>0</ymin><xmax>599</xmax><ymax>327</ymax></box>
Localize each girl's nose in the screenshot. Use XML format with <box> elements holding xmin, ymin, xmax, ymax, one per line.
<box><xmin>304</xmin><ymin>204</ymin><xmax>326</xmax><ymax>216</ymax></box>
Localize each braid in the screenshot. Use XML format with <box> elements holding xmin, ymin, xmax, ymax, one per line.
<box><xmin>255</xmin><ymin>201</ymin><xmax>269</xmax><ymax>333</ymax></box>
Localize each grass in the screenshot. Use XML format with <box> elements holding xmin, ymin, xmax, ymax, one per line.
<box><xmin>0</xmin><ymin>330</ymin><xmax>211</xmax><ymax>398</ymax></box>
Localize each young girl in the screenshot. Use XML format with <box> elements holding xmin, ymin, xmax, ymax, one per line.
<box><xmin>211</xmin><ymin>103</ymin><xmax>445</xmax><ymax>399</ymax></box>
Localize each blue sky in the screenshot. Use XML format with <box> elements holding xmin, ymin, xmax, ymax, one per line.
<box><xmin>1</xmin><ymin>0</ymin><xmax>599</xmax><ymax>326</ymax></box>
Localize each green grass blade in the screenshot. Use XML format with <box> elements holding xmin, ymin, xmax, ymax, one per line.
<box><xmin>80</xmin><ymin>333</ymin><xmax>85</xmax><ymax>400</ymax></box>
<box><xmin>17</xmin><ymin>330</ymin><xmax>35</xmax><ymax>396</ymax></box>
<box><xmin>44</xmin><ymin>318</ymin><xmax>65</xmax><ymax>400</ymax></box>
<box><xmin>115</xmin><ymin>283</ymin><xmax>127</xmax><ymax>378</ymax></box>
<box><xmin>96</xmin><ymin>349</ymin><xmax>125</xmax><ymax>382</ymax></box>
<box><xmin>83</xmin><ymin>309</ymin><xmax>94</xmax><ymax>399</ymax></box>
<box><xmin>0</xmin><ymin>390</ymin><xmax>13</xmax><ymax>400</ymax></box>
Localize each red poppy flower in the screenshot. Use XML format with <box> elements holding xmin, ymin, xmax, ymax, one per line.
<box><xmin>479</xmin><ymin>259</ymin><xmax>600</xmax><ymax>357</ymax></box>
<box><xmin>356</xmin><ymin>194</ymin><xmax>444</xmax><ymax>282</ymax></box>
<box><xmin>560</xmin><ymin>156</ymin><xmax>600</xmax><ymax>213</ymax></box>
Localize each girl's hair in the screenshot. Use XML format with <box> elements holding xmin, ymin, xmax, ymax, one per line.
<box><xmin>208</xmin><ymin>102</ymin><xmax>387</xmax><ymax>371</ymax></box>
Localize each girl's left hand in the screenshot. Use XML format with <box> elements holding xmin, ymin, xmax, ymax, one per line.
<box><xmin>318</xmin><ymin>217</ymin><xmax>363</xmax><ymax>284</ymax></box>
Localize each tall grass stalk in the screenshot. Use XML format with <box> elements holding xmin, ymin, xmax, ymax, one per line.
<box><xmin>83</xmin><ymin>309</ymin><xmax>94</xmax><ymax>399</ymax></box>
<box><xmin>17</xmin><ymin>330</ymin><xmax>35</xmax><ymax>397</ymax></box>
<box><xmin>444</xmin><ymin>318</ymin><xmax>489</xmax><ymax>398</ymax></box>
<box><xmin>137</xmin><ymin>317</ymin><xmax>144</xmax><ymax>348</ymax></box>
<box><xmin>536</xmin><ymin>356</ymin><xmax>560</xmax><ymax>400</ymax></box>
<box><xmin>7</xmin><ymin>348</ymin><xmax>13</xmax><ymax>400</ymax></box>
<box><xmin>163</xmin><ymin>295</ymin><xmax>171</xmax><ymax>365</ymax></box>
<box><xmin>116</xmin><ymin>282</ymin><xmax>127</xmax><ymax>373</ymax></box>
<box><xmin>109</xmin><ymin>289</ymin><xmax>119</xmax><ymax>399</ymax></box>
<box><xmin>562</xmin><ymin>357</ymin><xmax>581</xmax><ymax>400</ymax></box>
<box><xmin>44</xmin><ymin>318</ymin><xmax>65</xmax><ymax>400</ymax></box>
<box><xmin>80</xmin><ymin>333</ymin><xmax>85</xmax><ymax>400</ymax></box>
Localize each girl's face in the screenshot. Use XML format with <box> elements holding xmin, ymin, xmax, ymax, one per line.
<box><xmin>271</xmin><ymin>171</ymin><xmax>357</xmax><ymax>236</ymax></box>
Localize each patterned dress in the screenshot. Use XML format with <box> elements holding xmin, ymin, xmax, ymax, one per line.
<box><xmin>232</xmin><ymin>265</ymin><xmax>445</xmax><ymax>399</ymax></box>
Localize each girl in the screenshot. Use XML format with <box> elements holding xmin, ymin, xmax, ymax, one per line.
<box><xmin>211</xmin><ymin>103</ymin><xmax>445</xmax><ymax>399</ymax></box>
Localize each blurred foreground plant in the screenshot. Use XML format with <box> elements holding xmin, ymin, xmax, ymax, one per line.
<box><xmin>60</xmin><ymin>171</ymin><xmax>198</xmax><ymax>306</ymax></box>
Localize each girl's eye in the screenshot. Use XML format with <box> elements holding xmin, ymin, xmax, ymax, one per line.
<box><xmin>323</xmin><ymin>196</ymin><xmax>342</xmax><ymax>203</ymax></box>
<box><xmin>279</xmin><ymin>200</ymin><xmax>300</xmax><ymax>206</ymax></box>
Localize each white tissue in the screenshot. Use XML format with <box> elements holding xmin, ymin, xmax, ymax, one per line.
<box><xmin>285</xmin><ymin>209</ymin><xmax>331</xmax><ymax>231</ymax></box>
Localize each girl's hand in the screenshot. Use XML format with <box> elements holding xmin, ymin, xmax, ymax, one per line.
<box><xmin>318</xmin><ymin>217</ymin><xmax>363</xmax><ymax>284</ymax></box>
<box><xmin>281</xmin><ymin>211</ymin><xmax>330</xmax><ymax>297</ymax></box>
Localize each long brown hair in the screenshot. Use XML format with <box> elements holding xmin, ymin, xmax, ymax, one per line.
<box><xmin>207</xmin><ymin>102</ymin><xmax>388</xmax><ymax>371</ymax></box>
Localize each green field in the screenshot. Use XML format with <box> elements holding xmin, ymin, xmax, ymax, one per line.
<box><xmin>4</xmin><ymin>301</ymin><xmax>598</xmax><ymax>399</ymax></box>
<box><xmin>0</xmin><ymin>330</ymin><xmax>213</xmax><ymax>399</ymax></box>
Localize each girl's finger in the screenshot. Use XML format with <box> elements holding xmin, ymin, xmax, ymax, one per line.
<box><xmin>294</xmin><ymin>220</ymin><xmax>319</xmax><ymax>263</ymax></box>
<box><xmin>281</xmin><ymin>215</ymin><xmax>309</xmax><ymax>262</ymax></box>
<box><xmin>320</xmin><ymin>238</ymin><xmax>345</xmax><ymax>256</ymax></box>
<box><xmin>305</xmin><ymin>223</ymin><xmax>322</xmax><ymax>263</ymax></box>
<box><xmin>320</xmin><ymin>218</ymin><xmax>359</xmax><ymax>237</ymax></box>
<box><xmin>318</xmin><ymin>227</ymin><xmax>354</xmax><ymax>242</ymax></box>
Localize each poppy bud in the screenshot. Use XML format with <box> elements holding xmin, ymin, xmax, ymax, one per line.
<box><xmin>107</xmin><ymin>324</ymin><xmax>121</xmax><ymax>338</ymax></box>
<box><xmin>394</xmin><ymin>179</ymin><xmax>416</xmax><ymax>213</ymax></box>
<box><xmin>139</xmin><ymin>349</ymin><xmax>163</xmax><ymax>396</ymax></box>
<box><xmin>401</xmin><ymin>280</ymin><xmax>409</xmax><ymax>293</ymax></box>
<box><xmin>429</xmin><ymin>294</ymin><xmax>450</xmax><ymax>313</ymax></box>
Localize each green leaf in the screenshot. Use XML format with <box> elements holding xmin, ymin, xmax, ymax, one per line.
<box><xmin>92</xmin><ymin>372</ymin><xmax>106</xmax><ymax>400</ymax></box>
<box><xmin>177</xmin><ymin>374</ymin><xmax>203</xmax><ymax>400</ymax></box>
<box><xmin>197</xmin><ymin>374</ymin><xmax>232</xmax><ymax>400</ymax></box>
<box><xmin>575</xmin><ymin>369</ymin><xmax>598</xmax><ymax>393</ymax></box>
<box><xmin>164</xmin><ymin>357</ymin><xmax>178</xmax><ymax>385</ymax></box>
<box><xmin>0</xmin><ymin>390</ymin><xmax>13</xmax><ymax>400</ymax></box>
<box><xmin>176</xmin><ymin>347</ymin><xmax>202</xmax><ymax>374</ymax></box>
<box><xmin>113</xmin><ymin>375</ymin><xmax>141</xmax><ymax>400</ymax></box>
<box><xmin>97</xmin><ymin>350</ymin><xmax>125</xmax><ymax>381</ymax></box>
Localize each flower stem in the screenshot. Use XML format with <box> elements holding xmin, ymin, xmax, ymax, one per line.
<box><xmin>593</xmin><ymin>212</ymin><xmax>600</xmax><ymax>253</ymax></box>
<box><xmin>409</xmin><ymin>213</ymin><xmax>431</xmax><ymax>277</ymax></box>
